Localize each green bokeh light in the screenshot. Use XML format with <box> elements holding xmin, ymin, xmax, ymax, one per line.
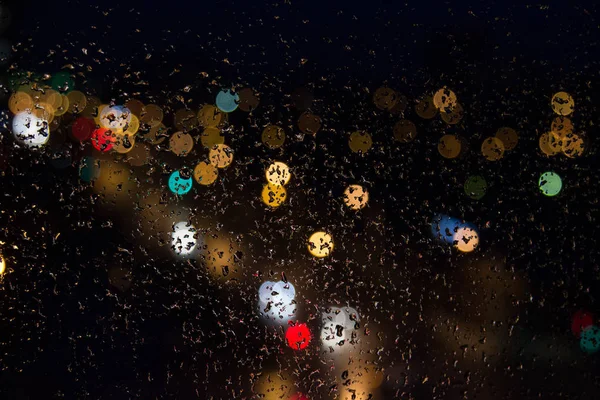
<box><xmin>539</xmin><ymin>171</ymin><xmax>562</xmax><ymax>197</ymax></box>
<box><xmin>464</xmin><ymin>175</ymin><xmax>487</xmax><ymax>200</ymax></box>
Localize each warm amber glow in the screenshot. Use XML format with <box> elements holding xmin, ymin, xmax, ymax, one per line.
<box><xmin>298</xmin><ymin>112</ymin><xmax>322</xmax><ymax>135</ymax></box>
<box><xmin>140</xmin><ymin>104</ymin><xmax>164</xmax><ymax>128</ymax></box>
<box><xmin>433</xmin><ymin>87</ymin><xmax>457</xmax><ymax>112</ymax></box>
<box><xmin>373</xmin><ymin>86</ymin><xmax>398</xmax><ymax>110</ymax></box>
<box><xmin>343</xmin><ymin>184</ymin><xmax>369</xmax><ymax>210</ymax></box>
<box><xmin>495</xmin><ymin>127</ymin><xmax>518</xmax><ymax>150</ymax></box>
<box><xmin>66</xmin><ymin>90</ymin><xmax>87</xmax><ymax>114</ymax></box>
<box><xmin>415</xmin><ymin>95</ymin><xmax>438</xmax><ymax>119</ymax></box>
<box><xmin>308</xmin><ymin>231</ymin><xmax>334</xmax><ymax>258</ymax></box>
<box><xmin>265</xmin><ymin>161</ymin><xmax>291</xmax><ymax>186</ymax></box>
<box><xmin>200</xmin><ymin>127</ymin><xmax>224</xmax><ymax>148</ymax></box>
<box><xmin>262</xmin><ymin>125</ymin><xmax>285</xmax><ymax>149</ymax></box>
<box><xmin>113</xmin><ymin>133</ymin><xmax>135</xmax><ymax>154</ymax></box>
<box><xmin>261</xmin><ymin>183</ymin><xmax>287</xmax><ymax>208</ymax></box>
<box><xmin>209</xmin><ymin>144</ymin><xmax>234</xmax><ymax>168</ymax></box>
<box><xmin>197</xmin><ymin>104</ymin><xmax>223</xmax><ymax>128</ymax></box>
<box><xmin>454</xmin><ymin>227</ymin><xmax>479</xmax><ymax>253</ymax></box>
<box><xmin>561</xmin><ymin>132</ymin><xmax>585</xmax><ymax>158</ymax></box>
<box><xmin>0</xmin><ymin>255</ymin><xmax>5</xmax><ymax>275</ymax></box>
<box><xmin>539</xmin><ymin>132</ymin><xmax>560</xmax><ymax>156</ymax></box>
<box><xmin>481</xmin><ymin>137</ymin><xmax>505</xmax><ymax>161</ymax></box>
<box><xmin>440</xmin><ymin>102</ymin><xmax>464</xmax><ymax>125</ymax></box>
<box><xmin>193</xmin><ymin>161</ymin><xmax>218</xmax><ymax>186</ymax></box>
<box><xmin>9</xmin><ymin>91</ymin><xmax>33</xmax><ymax>114</ymax></box>
<box><xmin>438</xmin><ymin>135</ymin><xmax>461</xmax><ymax>159</ymax></box>
<box><xmin>551</xmin><ymin>91</ymin><xmax>574</xmax><ymax>116</ymax></box>
<box><xmin>393</xmin><ymin>119</ymin><xmax>417</xmax><ymax>143</ymax></box>
<box><xmin>348</xmin><ymin>131</ymin><xmax>372</xmax><ymax>153</ymax></box>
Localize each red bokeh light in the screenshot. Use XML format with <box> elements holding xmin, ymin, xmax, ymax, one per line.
<box><xmin>72</xmin><ymin>117</ymin><xmax>96</xmax><ymax>142</ymax></box>
<box><xmin>289</xmin><ymin>394</ymin><xmax>309</xmax><ymax>400</ymax></box>
<box><xmin>285</xmin><ymin>323</ymin><xmax>311</xmax><ymax>350</ymax></box>
<box><xmin>91</xmin><ymin>127</ymin><xmax>115</xmax><ymax>152</ymax></box>
<box><xmin>572</xmin><ymin>310</ymin><xmax>594</xmax><ymax>337</ymax></box>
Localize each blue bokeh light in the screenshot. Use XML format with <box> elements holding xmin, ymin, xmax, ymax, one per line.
<box><xmin>216</xmin><ymin>89</ymin><xmax>240</xmax><ymax>113</ymax></box>
<box><xmin>430</xmin><ymin>214</ymin><xmax>478</xmax><ymax>245</ymax></box>
<box><xmin>168</xmin><ymin>171</ymin><xmax>193</xmax><ymax>195</ymax></box>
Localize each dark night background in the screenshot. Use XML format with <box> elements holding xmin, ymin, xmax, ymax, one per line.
<box><xmin>0</xmin><ymin>0</ymin><xmax>599</xmax><ymax>399</ymax></box>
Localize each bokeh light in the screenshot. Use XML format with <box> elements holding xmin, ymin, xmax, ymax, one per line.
<box><xmin>168</xmin><ymin>170</ymin><xmax>193</xmax><ymax>195</ymax></box>
<box><xmin>215</xmin><ymin>89</ymin><xmax>239</xmax><ymax>113</ymax></box>
<box><xmin>286</xmin><ymin>323</ymin><xmax>311</xmax><ymax>350</ymax></box>
<box><xmin>258</xmin><ymin>281</ymin><xmax>297</xmax><ymax>324</ymax></box>
<box><xmin>12</xmin><ymin>111</ymin><xmax>50</xmax><ymax>148</ymax></box>
<box><xmin>464</xmin><ymin>175</ymin><xmax>487</xmax><ymax>200</ymax></box>
<box><xmin>193</xmin><ymin>161</ymin><xmax>218</xmax><ymax>186</ymax></box>
<box><xmin>572</xmin><ymin>310</ymin><xmax>594</xmax><ymax>338</ymax></box>
<box><xmin>169</xmin><ymin>132</ymin><xmax>194</xmax><ymax>156</ymax></box>
<box><xmin>262</xmin><ymin>125</ymin><xmax>285</xmax><ymax>149</ymax></box>
<box><xmin>91</xmin><ymin>128</ymin><xmax>115</xmax><ymax>152</ymax></box>
<box><xmin>171</xmin><ymin>222</ymin><xmax>197</xmax><ymax>256</ymax></box>
<box><xmin>308</xmin><ymin>231</ymin><xmax>334</xmax><ymax>258</ymax></box>
<box><xmin>343</xmin><ymin>184</ymin><xmax>369</xmax><ymax>210</ymax></box>
<box><xmin>393</xmin><ymin>119</ymin><xmax>417</xmax><ymax>143</ymax></box>
<box><xmin>580</xmin><ymin>326</ymin><xmax>600</xmax><ymax>354</ymax></box>
<box><xmin>266</xmin><ymin>161</ymin><xmax>291</xmax><ymax>186</ymax></box>
<box><xmin>551</xmin><ymin>91</ymin><xmax>574</xmax><ymax>116</ymax></box>
<box><xmin>433</xmin><ymin>87</ymin><xmax>457</xmax><ymax>112</ymax></box>
<box><xmin>481</xmin><ymin>137</ymin><xmax>505</xmax><ymax>161</ymax></box>
<box><xmin>209</xmin><ymin>144</ymin><xmax>234</xmax><ymax>168</ymax></box>
<box><xmin>348</xmin><ymin>131</ymin><xmax>372</xmax><ymax>154</ymax></box>
<box><xmin>438</xmin><ymin>134</ymin><xmax>461</xmax><ymax>159</ymax></box>
<box><xmin>539</xmin><ymin>172</ymin><xmax>562</xmax><ymax>197</ymax></box>
<box><xmin>495</xmin><ymin>127</ymin><xmax>519</xmax><ymax>150</ymax></box>
<box><xmin>262</xmin><ymin>183</ymin><xmax>287</xmax><ymax>208</ymax></box>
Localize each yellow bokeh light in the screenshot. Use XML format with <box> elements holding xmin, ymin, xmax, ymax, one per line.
<box><xmin>33</xmin><ymin>102</ymin><xmax>55</xmax><ymax>123</ymax></box>
<box><xmin>298</xmin><ymin>112</ymin><xmax>322</xmax><ymax>135</ymax></box>
<box><xmin>9</xmin><ymin>91</ymin><xmax>33</xmax><ymax>114</ymax></box>
<box><xmin>125</xmin><ymin>99</ymin><xmax>144</xmax><ymax>117</ymax></box>
<box><xmin>561</xmin><ymin>132</ymin><xmax>585</xmax><ymax>158</ymax></box>
<box><xmin>209</xmin><ymin>144</ymin><xmax>234</xmax><ymax>168</ymax></box>
<box><xmin>262</xmin><ymin>125</ymin><xmax>285</xmax><ymax>149</ymax></box>
<box><xmin>200</xmin><ymin>127</ymin><xmax>225</xmax><ymax>148</ymax></box>
<box><xmin>123</xmin><ymin>114</ymin><xmax>140</xmax><ymax>135</ymax></box>
<box><xmin>433</xmin><ymin>87</ymin><xmax>457</xmax><ymax>112</ymax></box>
<box><xmin>308</xmin><ymin>231</ymin><xmax>334</xmax><ymax>258</ymax></box>
<box><xmin>348</xmin><ymin>131</ymin><xmax>372</xmax><ymax>153</ymax></box>
<box><xmin>393</xmin><ymin>119</ymin><xmax>417</xmax><ymax>143</ymax></box>
<box><xmin>113</xmin><ymin>133</ymin><xmax>136</xmax><ymax>154</ymax></box>
<box><xmin>551</xmin><ymin>91</ymin><xmax>574</xmax><ymax>116</ymax></box>
<box><xmin>261</xmin><ymin>183</ymin><xmax>287</xmax><ymax>208</ymax></box>
<box><xmin>40</xmin><ymin>89</ymin><xmax>63</xmax><ymax>110</ymax></box>
<box><xmin>201</xmin><ymin>233</ymin><xmax>242</xmax><ymax>281</ymax></box>
<box><xmin>0</xmin><ymin>255</ymin><xmax>5</xmax><ymax>275</ymax></box>
<box><xmin>140</xmin><ymin>104</ymin><xmax>163</xmax><ymax>128</ymax></box>
<box><xmin>53</xmin><ymin>95</ymin><xmax>69</xmax><ymax>117</ymax></box>
<box><xmin>255</xmin><ymin>371</ymin><xmax>295</xmax><ymax>400</ymax></box>
<box><xmin>197</xmin><ymin>104</ymin><xmax>223</xmax><ymax>128</ymax></box>
<box><xmin>373</xmin><ymin>86</ymin><xmax>398</xmax><ymax>111</ymax></box>
<box><xmin>94</xmin><ymin>104</ymin><xmax>108</xmax><ymax>126</ymax></box>
<box><xmin>343</xmin><ymin>184</ymin><xmax>369</xmax><ymax>211</ymax></box>
<box><xmin>454</xmin><ymin>227</ymin><xmax>479</xmax><ymax>253</ymax></box>
<box><xmin>193</xmin><ymin>161</ymin><xmax>218</xmax><ymax>186</ymax></box>
<box><xmin>551</xmin><ymin>116</ymin><xmax>574</xmax><ymax>138</ymax></box>
<box><xmin>495</xmin><ymin>127</ymin><xmax>518</xmax><ymax>150</ymax></box>
<box><xmin>265</xmin><ymin>161</ymin><xmax>291</xmax><ymax>186</ymax></box>
<box><xmin>66</xmin><ymin>90</ymin><xmax>87</xmax><ymax>114</ymax></box>
<box><xmin>438</xmin><ymin>134</ymin><xmax>461</xmax><ymax>159</ymax></box>
<box><xmin>481</xmin><ymin>137</ymin><xmax>505</xmax><ymax>161</ymax></box>
<box><xmin>440</xmin><ymin>102</ymin><xmax>464</xmax><ymax>125</ymax></box>
<box><xmin>415</xmin><ymin>95</ymin><xmax>438</xmax><ymax>119</ymax></box>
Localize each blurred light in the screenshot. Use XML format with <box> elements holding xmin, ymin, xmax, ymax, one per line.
<box><xmin>262</xmin><ymin>183</ymin><xmax>287</xmax><ymax>208</ymax></box>
<box><xmin>438</xmin><ymin>134</ymin><xmax>461</xmax><ymax>159</ymax></box>
<box><xmin>0</xmin><ymin>254</ymin><xmax>5</xmax><ymax>275</ymax></box>
<box><xmin>8</xmin><ymin>91</ymin><xmax>33</xmax><ymax>115</ymax></box>
<box><xmin>440</xmin><ymin>103</ymin><xmax>464</xmax><ymax>125</ymax></box>
<box><xmin>125</xmin><ymin>99</ymin><xmax>144</xmax><ymax>117</ymax></box>
<box><xmin>321</xmin><ymin>306</ymin><xmax>360</xmax><ymax>350</ymax></box>
<box><xmin>308</xmin><ymin>231</ymin><xmax>334</xmax><ymax>258</ymax></box>
<box><xmin>237</xmin><ymin>87</ymin><xmax>260</xmax><ymax>112</ymax></box>
<box><xmin>258</xmin><ymin>281</ymin><xmax>297</xmax><ymax>324</ymax></box>
<box><xmin>297</xmin><ymin>112</ymin><xmax>321</xmax><ymax>135</ymax></box>
<box><xmin>66</xmin><ymin>91</ymin><xmax>87</xmax><ymax>114</ymax></box>
<box><xmin>433</xmin><ymin>87</ymin><xmax>457</xmax><ymax>112</ymax></box>
<box><xmin>168</xmin><ymin>170</ymin><xmax>193</xmax><ymax>195</ymax></box>
<box><xmin>415</xmin><ymin>95</ymin><xmax>438</xmax><ymax>119</ymax></box>
<box><xmin>140</xmin><ymin>104</ymin><xmax>164</xmax><ymax>128</ymax></box>
<box><xmin>539</xmin><ymin>132</ymin><xmax>560</xmax><ymax>156</ymax></box>
<box><xmin>551</xmin><ymin>91</ymin><xmax>574</xmax><ymax>116</ymax></box>
<box><xmin>51</xmin><ymin>72</ymin><xmax>74</xmax><ymax>93</ymax></box>
<box><xmin>79</xmin><ymin>156</ymin><xmax>101</xmax><ymax>182</ymax></box>
<box><xmin>197</xmin><ymin>104</ymin><xmax>223</xmax><ymax>128</ymax></box>
<box><xmin>71</xmin><ymin>114</ymin><xmax>92</xmax><ymax>138</ymax></box>
<box><xmin>495</xmin><ymin>127</ymin><xmax>519</xmax><ymax>150</ymax></box>
<box><xmin>266</xmin><ymin>161</ymin><xmax>291</xmax><ymax>186</ymax></box>
<box><xmin>481</xmin><ymin>137</ymin><xmax>505</xmax><ymax>161</ymax></box>
<box><xmin>372</xmin><ymin>86</ymin><xmax>398</xmax><ymax>110</ymax></box>
<box><xmin>393</xmin><ymin>119</ymin><xmax>417</xmax><ymax>143</ymax></box>
<box><xmin>286</xmin><ymin>323</ymin><xmax>311</xmax><ymax>350</ymax></box>
<box><xmin>288</xmin><ymin>394</ymin><xmax>309</xmax><ymax>400</ymax></box>
<box><xmin>551</xmin><ymin>116</ymin><xmax>574</xmax><ymax>137</ymax></box>
<box><xmin>100</xmin><ymin>105</ymin><xmax>132</xmax><ymax>131</ymax></box>
<box><xmin>256</xmin><ymin>371</ymin><xmax>295</xmax><ymax>400</ymax></box>
<box><xmin>343</xmin><ymin>184</ymin><xmax>369</xmax><ymax>210</ymax></box>
<box><xmin>561</xmin><ymin>132</ymin><xmax>585</xmax><ymax>158</ymax></box>
<box><xmin>572</xmin><ymin>310</ymin><xmax>594</xmax><ymax>338</ymax></box>
<box><xmin>91</xmin><ymin>128</ymin><xmax>115</xmax><ymax>152</ymax></box>
<box><xmin>348</xmin><ymin>131</ymin><xmax>373</xmax><ymax>154</ymax></box>
<box><xmin>12</xmin><ymin>111</ymin><xmax>50</xmax><ymax>148</ymax></box>
<box><xmin>171</xmin><ymin>222</ymin><xmax>197</xmax><ymax>256</ymax></box>
<box><xmin>453</xmin><ymin>226</ymin><xmax>479</xmax><ymax>252</ymax></box>
<box><xmin>200</xmin><ymin>127</ymin><xmax>224</xmax><ymax>148</ymax></box>
<box><xmin>464</xmin><ymin>175</ymin><xmax>487</xmax><ymax>200</ymax></box>
<box><xmin>539</xmin><ymin>172</ymin><xmax>562</xmax><ymax>197</ymax></box>
<box><xmin>113</xmin><ymin>133</ymin><xmax>135</xmax><ymax>154</ymax></box>
<box><xmin>193</xmin><ymin>161</ymin><xmax>218</xmax><ymax>186</ymax></box>
<box><xmin>202</xmin><ymin>234</ymin><xmax>242</xmax><ymax>280</ymax></box>
<box><xmin>580</xmin><ymin>325</ymin><xmax>600</xmax><ymax>354</ymax></box>
<box><xmin>209</xmin><ymin>144</ymin><xmax>234</xmax><ymax>168</ymax></box>
<box><xmin>262</xmin><ymin>125</ymin><xmax>286</xmax><ymax>149</ymax></box>
<box><xmin>216</xmin><ymin>89</ymin><xmax>239</xmax><ymax>113</ymax></box>
<box><xmin>169</xmin><ymin>132</ymin><xmax>194</xmax><ymax>156</ymax></box>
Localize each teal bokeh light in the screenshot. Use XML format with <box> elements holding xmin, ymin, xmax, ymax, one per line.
<box><xmin>51</xmin><ymin>71</ymin><xmax>75</xmax><ymax>93</ymax></box>
<box><xmin>168</xmin><ymin>171</ymin><xmax>193</xmax><ymax>195</ymax></box>
<box><xmin>580</xmin><ymin>325</ymin><xmax>600</xmax><ymax>354</ymax></box>
<box><xmin>79</xmin><ymin>156</ymin><xmax>100</xmax><ymax>182</ymax></box>
<box><xmin>539</xmin><ymin>171</ymin><xmax>562</xmax><ymax>197</ymax></box>
<box><xmin>216</xmin><ymin>89</ymin><xmax>239</xmax><ymax>113</ymax></box>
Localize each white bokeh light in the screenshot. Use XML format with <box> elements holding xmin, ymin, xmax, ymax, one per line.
<box><xmin>320</xmin><ymin>306</ymin><xmax>360</xmax><ymax>351</ymax></box>
<box><xmin>171</xmin><ymin>221</ymin><xmax>197</xmax><ymax>257</ymax></box>
<box><xmin>12</xmin><ymin>111</ymin><xmax>50</xmax><ymax>148</ymax></box>
<box><xmin>257</xmin><ymin>280</ymin><xmax>296</xmax><ymax>324</ymax></box>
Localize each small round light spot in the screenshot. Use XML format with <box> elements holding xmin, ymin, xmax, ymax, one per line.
<box><xmin>308</xmin><ymin>231</ymin><xmax>334</xmax><ymax>258</ymax></box>
<box><xmin>539</xmin><ymin>172</ymin><xmax>562</xmax><ymax>197</ymax></box>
